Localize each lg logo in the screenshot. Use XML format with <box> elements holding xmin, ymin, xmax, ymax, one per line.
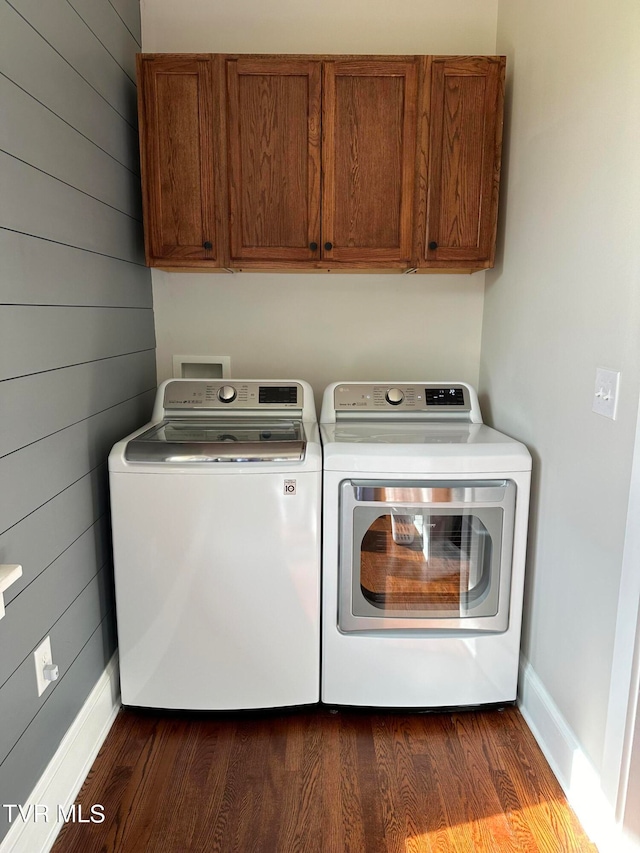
<box><xmin>283</xmin><ymin>480</ymin><xmax>297</xmax><ymax>495</ymax></box>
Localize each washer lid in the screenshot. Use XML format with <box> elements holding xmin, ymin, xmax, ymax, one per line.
<box><xmin>125</xmin><ymin>418</ymin><xmax>306</xmax><ymax>463</ymax></box>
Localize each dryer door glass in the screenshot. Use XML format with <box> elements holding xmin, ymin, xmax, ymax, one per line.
<box><xmin>359</xmin><ymin>510</ymin><xmax>493</xmax><ymax>613</ymax></box>
<box><xmin>339</xmin><ymin>480</ymin><xmax>516</xmax><ymax>633</ymax></box>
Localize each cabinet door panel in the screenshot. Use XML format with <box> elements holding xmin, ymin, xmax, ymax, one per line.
<box><xmin>138</xmin><ymin>55</ymin><xmax>221</xmax><ymax>265</ymax></box>
<box><xmin>418</xmin><ymin>56</ymin><xmax>505</xmax><ymax>268</ymax></box>
<box><xmin>227</xmin><ymin>58</ymin><xmax>321</xmax><ymax>264</ymax></box>
<box><xmin>323</xmin><ymin>60</ymin><xmax>417</xmax><ymax>265</ymax></box>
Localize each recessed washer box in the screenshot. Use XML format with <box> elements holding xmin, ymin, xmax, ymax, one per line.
<box><xmin>172</xmin><ymin>355</ymin><xmax>230</xmax><ymax>379</ymax></box>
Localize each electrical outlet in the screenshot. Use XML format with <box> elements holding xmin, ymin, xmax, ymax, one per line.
<box><xmin>592</xmin><ymin>368</ymin><xmax>620</xmax><ymax>420</ymax></box>
<box><xmin>33</xmin><ymin>636</ymin><xmax>56</xmax><ymax>697</ymax></box>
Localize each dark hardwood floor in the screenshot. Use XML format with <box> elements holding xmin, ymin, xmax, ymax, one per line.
<box><xmin>52</xmin><ymin>705</ymin><xmax>597</xmax><ymax>853</ymax></box>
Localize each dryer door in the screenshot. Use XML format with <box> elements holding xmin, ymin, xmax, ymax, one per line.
<box><xmin>338</xmin><ymin>479</ymin><xmax>516</xmax><ymax>633</ymax></box>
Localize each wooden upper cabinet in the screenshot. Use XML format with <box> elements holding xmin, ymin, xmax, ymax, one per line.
<box><xmin>225</xmin><ymin>56</ymin><xmax>417</xmax><ymax>269</ymax></box>
<box><xmin>226</xmin><ymin>58</ymin><xmax>321</xmax><ymax>265</ymax></box>
<box><xmin>416</xmin><ymin>56</ymin><xmax>505</xmax><ymax>270</ymax></box>
<box><xmin>135</xmin><ymin>53</ymin><xmax>505</xmax><ymax>273</ymax></box>
<box><xmin>137</xmin><ymin>55</ymin><xmax>226</xmax><ymax>267</ymax></box>
<box><xmin>322</xmin><ymin>60</ymin><xmax>418</xmax><ymax>266</ymax></box>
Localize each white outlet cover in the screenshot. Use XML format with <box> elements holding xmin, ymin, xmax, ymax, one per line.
<box><xmin>593</xmin><ymin>367</ymin><xmax>620</xmax><ymax>420</ymax></box>
<box><xmin>33</xmin><ymin>636</ymin><xmax>54</xmax><ymax>697</ymax></box>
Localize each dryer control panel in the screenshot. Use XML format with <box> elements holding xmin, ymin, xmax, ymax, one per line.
<box><xmin>333</xmin><ymin>383</ymin><xmax>472</xmax><ymax>413</ymax></box>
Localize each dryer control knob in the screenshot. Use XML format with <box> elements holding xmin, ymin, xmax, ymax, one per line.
<box><xmin>385</xmin><ymin>388</ymin><xmax>404</xmax><ymax>406</ymax></box>
<box><xmin>217</xmin><ymin>385</ymin><xmax>237</xmax><ymax>403</ymax></box>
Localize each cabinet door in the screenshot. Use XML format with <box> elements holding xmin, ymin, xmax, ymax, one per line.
<box><xmin>226</xmin><ymin>58</ymin><xmax>321</xmax><ymax>266</ymax></box>
<box><xmin>417</xmin><ymin>56</ymin><xmax>505</xmax><ymax>270</ymax></box>
<box><xmin>137</xmin><ymin>55</ymin><xmax>224</xmax><ymax>266</ymax></box>
<box><xmin>322</xmin><ymin>60</ymin><xmax>418</xmax><ymax>267</ymax></box>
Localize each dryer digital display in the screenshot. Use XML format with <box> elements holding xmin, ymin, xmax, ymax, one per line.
<box><xmin>425</xmin><ymin>388</ymin><xmax>466</xmax><ymax>406</ymax></box>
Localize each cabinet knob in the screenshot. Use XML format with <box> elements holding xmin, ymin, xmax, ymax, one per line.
<box><xmin>324</xmin><ymin>242</ymin><xmax>333</xmax><ymax>251</ymax></box>
<box><xmin>203</xmin><ymin>241</ymin><xmax>213</xmax><ymax>250</ymax></box>
<box><xmin>309</xmin><ymin>242</ymin><xmax>318</xmax><ymax>252</ymax></box>
<box><xmin>428</xmin><ymin>241</ymin><xmax>438</xmax><ymax>251</ymax></box>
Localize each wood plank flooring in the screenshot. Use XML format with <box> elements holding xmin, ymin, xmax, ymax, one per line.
<box><xmin>52</xmin><ymin>706</ymin><xmax>597</xmax><ymax>853</ymax></box>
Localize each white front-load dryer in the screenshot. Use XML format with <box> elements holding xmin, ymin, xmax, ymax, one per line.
<box><xmin>109</xmin><ymin>379</ymin><xmax>321</xmax><ymax>710</ymax></box>
<box><xmin>320</xmin><ymin>381</ymin><xmax>532</xmax><ymax>708</ymax></box>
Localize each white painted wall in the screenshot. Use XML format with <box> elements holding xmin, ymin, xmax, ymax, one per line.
<box><xmin>152</xmin><ymin>273</ymin><xmax>485</xmax><ymax>411</ymax></box>
<box><xmin>140</xmin><ymin>0</ymin><xmax>498</xmax><ymax>55</ymax></box>
<box><xmin>141</xmin><ymin>0</ymin><xmax>498</xmax><ymax>401</ymax></box>
<box><xmin>483</xmin><ymin>0</ymin><xmax>640</xmax><ymax>819</ymax></box>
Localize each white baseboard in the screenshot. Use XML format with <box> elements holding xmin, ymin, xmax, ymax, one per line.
<box><xmin>0</xmin><ymin>653</ymin><xmax>120</xmax><ymax>853</ymax></box>
<box><xmin>518</xmin><ymin>654</ymin><xmax>634</xmax><ymax>853</ymax></box>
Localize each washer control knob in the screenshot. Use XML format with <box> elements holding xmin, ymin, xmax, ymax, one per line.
<box><xmin>385</xmin><ymin>388</ymin><xmax>404</xmax><ymax>406</ymax></box>
<box><xmin>217</xmin><ymin>385</ymin><xmax>237</xmax><ymax>403</ymax></box>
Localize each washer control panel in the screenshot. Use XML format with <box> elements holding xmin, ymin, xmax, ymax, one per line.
<box><xmin>333</xmin><ymin>383</ymin><xmax>471</xmax><ymax>412</ymax></box>
<box><xmin>164</xmin><ymin>380</ymin><xmax>302</xmax><ymax>410</ymax></box>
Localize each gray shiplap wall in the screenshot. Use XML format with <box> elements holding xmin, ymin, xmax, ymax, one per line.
<box><xmin>0</xmin><ymin>0</ymin><xmax>154</xmax><ymax>840</ymax></box>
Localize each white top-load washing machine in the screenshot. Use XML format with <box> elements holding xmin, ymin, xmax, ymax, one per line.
<box><xmin>320</xmin><ymin>381</ymin><xmax>531</xmax><ymax>708</ymax></box>
<box><xmin>109</xmin><ymin>378</ymin><xmax>321</xmax><ymax>710</ymax></box>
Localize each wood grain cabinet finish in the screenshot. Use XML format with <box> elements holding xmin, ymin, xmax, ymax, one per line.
<box><xmin>137</xmin><ymin>55</ymin><xmax>226</xmax><ymax>268</ymax></box>
<box><xmin>322</xmin><ymin>59</ymin><xmax>417</xmax><ymax>267</ymax></box>
<box><xmin>226</xmin><ymin>57</ymin><xmax>417</xmax><ymax>269</ymax></box>
<box><xmin>136</xmin><ymin>54</ymin><xmax>505</xmax><ymax>273</ymax></box>
<box><xmin>226</xmin><ymin>58</ymin><xmax>321</xmax><ymax>266</ymax></box>
<box><xmin>415</xmin><ymin>56</ymin><xmax>506</xmax><ymax>271</ymax></box>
